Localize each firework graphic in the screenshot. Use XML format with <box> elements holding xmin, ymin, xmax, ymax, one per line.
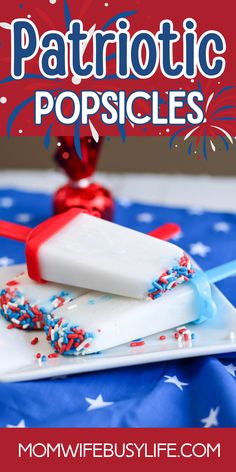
<box><xmin>0</xmin><ymin>1</ymin><xmax>235</xmax><ymax>160</ymax></box>
<box><xmin>0</xmin><ymin>1</ymin><xmax>138</xmax><ymax>157</ymax></box>
<box><xmin>169</xmin><ymin>82</ymin><xmax>235</xmax><ymax>159</ymax></box>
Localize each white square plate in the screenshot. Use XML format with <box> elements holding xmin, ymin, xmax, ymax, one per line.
<box><xmin>0</xmin><ymin>265</ymin><xmax>236</xmax><ymax>383</ymax></box>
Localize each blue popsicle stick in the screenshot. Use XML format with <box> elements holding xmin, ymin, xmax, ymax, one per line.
<box><xmin>206</xmin><ymin>260</ymin><xmax>236</xmax><ymax>284</ymax></box>
<box><xmin>191</xmin><ymin>259</ymin><xmax>236</xmax><ymax>323</ymax></box>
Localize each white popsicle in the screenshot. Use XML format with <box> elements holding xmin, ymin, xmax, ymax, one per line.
<box><xmin>38</xmin><ymin>212</ymin><xmax>190</xmax><ymax>299</ymax></box>
<box><xmin>44</xmin><ymin>282</ymin><xmax>200</xmax><ymax>355</ymax></box>
<box><xmin>0</xmin><ymin>210</ymin><xmax>188</xmax><ymax>299</ymax></box>
<box><xmin>45</xmin><ymin>259</ymin><xmax>236</xmax><ymax>356</ymax></box>
<box><xmin>0</xmin><ymin>272</ymin><xmax>86</xmax><ymax>330</ymax></box>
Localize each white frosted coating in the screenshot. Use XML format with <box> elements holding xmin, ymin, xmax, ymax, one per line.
<box><xmin>6</xmin><ymin>272</ymin><xmax>86</xmax><ymax>312</ymax></box>
<box><xmin>54</xmin><ymin>281</ymin><xmax>199</xmax><ymax>354</ymax></box>
<box><xmin>39</xmin><ymin>213</ymin><xmax>183</xmax><ymax>298</ymax></box>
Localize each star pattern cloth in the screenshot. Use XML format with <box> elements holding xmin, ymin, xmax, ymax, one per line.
<box><xmin>0</xmin><ymin>189</ymin><xmax>236</xmax><ymax>427</ymax></box>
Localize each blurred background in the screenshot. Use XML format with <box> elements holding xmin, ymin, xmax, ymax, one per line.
<box><xmin>0</xmin><ymin>136</ymin><xmax>235</xmax><ymax>175</ymax></box>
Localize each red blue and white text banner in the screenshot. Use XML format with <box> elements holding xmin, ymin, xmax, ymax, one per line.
<box><xmin>0</xmin><ymin>0</ymin><xmax>235</xmax><ymax>152</ymax></box>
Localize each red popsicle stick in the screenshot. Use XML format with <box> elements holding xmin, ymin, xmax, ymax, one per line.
<box><xmin>0</xmin><ymin>219</ymin><xmax>180</xmax><ymax>244</ymax></box>
<box><xmin>148</xmin><ymin>223</ymin><xmax>181</xmax><ymax>241</ymax></box>
<box><xmin>0</xmin><ymin>220</ymin><xmax>31</xmax><ymax>242</ymax></box>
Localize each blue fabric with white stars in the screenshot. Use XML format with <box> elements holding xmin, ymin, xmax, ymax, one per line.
<box><xmin>0</xmin><ymin>189</ymin><xmax>236</xmax><ymax>428</ymax></box>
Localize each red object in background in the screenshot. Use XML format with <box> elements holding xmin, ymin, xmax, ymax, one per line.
<box><xmin>54</xmin><ymin>137</ymin><xmax>102</xmax><ymax>181</ymax></box>
<box><xmin>54</xmin><ymin>137</ymin><xmax>114</xmax><ymax>220</ymax></box>
<box><xmin>54</xmin><ymin>181</ymin><xmax>114</xmax><ymax>221</ymax></box>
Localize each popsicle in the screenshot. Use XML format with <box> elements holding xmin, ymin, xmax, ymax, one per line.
<box><xmin>44</xmin><ymin>260</ymin><xmax>236</xmax><ymax>356</ymax></box>
<box><xmin>0</xmin><ymin>272</ymin><xmax>86</xmax><ymax>330</ymax></box>
<box><xmin>0</xmin><ymin>222</ymin><xmax>180</xmax><ymax>330</ymax></box>
<box><xmin>0</xmin><ymin>209</ymin><xmax>192</xmax><ymax>299</ymax></box>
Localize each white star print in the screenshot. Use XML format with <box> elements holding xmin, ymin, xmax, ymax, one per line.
<box><xmin>190</xmin><ymin>242</ymin><xmax>211</xmax><ymax>257</ymax></box>
<box><xmin>6</xmin><ymin>419</ymin><xmax>26</xmax><ymax>428</ymax></box>
<box><xmin>85</xmin><ymin>394</ymin><xmax>114</xmax><ymax>411</ymax></box>
<box><xmin>188</xmin><ymin>207</ymin><xmax>204</xmax><ymax>216</ymax></box>
<box><xmin>118</xmin><ymin>198</ymin><xmax>131</xmax><ymax>207</ymax></box>
<box><xmin>0</xmin><ymin>197</ymin><xmax>14</xmax><ymax>208</ymax></box>
<box><xmin>15</xmin><ymin>213</ymin><xmax>32</xmax><ymax>223</ymax></box>
<box><xmin>136</xmin><ymin>212</ymin><xmax>154</xmax><ymax>223</ymax></box>
<box><xmin>164</xmin><ymin>375</ymin><xmax>189</xmax><ymax>391</ymax></box>
<box><xmin>0</xmin><ymin>256</ymin><xmax>14</xmax><ymax>267</ymax></box>
<box><xmin>201</xmin><ymin>407</ymin><xmax>220</xmax><ymax>428</ymax></box>
<box><xmin>224</xmin><ymin>363</ymin><xmax>236</xmax><ymax>377</ymax></box>
<box><xmin>213</xmin><ymin>222</ymin><xmax>230</xmax><ymax>232</ymax></box>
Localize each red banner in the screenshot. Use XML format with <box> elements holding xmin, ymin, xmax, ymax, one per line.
<box><xmin>0</xmin><ymin>0</ymin><xmax>235</xmax><ymax>139</ymax></box>
<box><xmin>0</xmin><ymin>427</ymin><xmax>233</xmax><ymax>471</ymax></box>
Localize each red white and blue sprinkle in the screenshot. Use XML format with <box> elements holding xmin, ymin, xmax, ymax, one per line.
<box><xmin>0</xmin><ymin>285</ymin><xmax>45</xmax><ymax>330</ymax></box>
<box><xmin>130</xmin><ymin>338</ymin><xmax>145</xmax><ymax>347</ymax></box>
<box><xmin>160</xmin><ymin>335</ymin><xmax>166</xmax><ymax>341</ymax></box>
<box><xmin>48</xmin><ymin>353</ymin><xmax>59</xmax><ymax>359</ymax></box>
<box><xmin>229</xmin><ymin>332</ymin><xmax>235</xmax><ymax>341</ymax></box>
<box><xmin>174</xmin><ymin>326</ymin><xmax>196</xmax><ymax>346</ymax></box>
<box><xmin>148</xmin><ymin>254</ymin><xmax>195</xmax><ymax>300</ymax></box>
<box><xmin>44</xmin><ymin>313</ymin><xmax>95</xmax><ymax>356</ymax></box>
<box><xmin>0</xmin><ymin>284</ymin><xmax>73</xmax><ymax>331</ymax></box>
